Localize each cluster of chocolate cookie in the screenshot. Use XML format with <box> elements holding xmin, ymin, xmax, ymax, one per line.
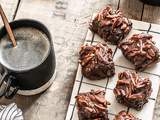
<box><xmin>75</xmin><ymin>5</ymin><xmax>159</xmax><ymax>120</ymax></box>
<box><xmin>114</xmin><ymin>70</ymin><xmax>152</xmax><ymax>111</ymax></box>
<box><xmin>79</xmin><ymin>43</ymin><xmax>115</xmax><ymax>80</ymax></box>
<box><xmin>75</xmin><ymin>89</ymin><xmax>143</xmax><ymax>120</ymax></box>
<box><xmin>75</xmin><ymin>90</ymin><xmax>110</xmax><ymax>120</ymax></box>
<box><xmin>118</xmin><ymin>33</ymin><xmax>159</xmax><ymax>71</ymax></box>
<box><xmin>89</xmin><ymin>6</ymin><xmax>132</xmax><ymax>45</ymax></box>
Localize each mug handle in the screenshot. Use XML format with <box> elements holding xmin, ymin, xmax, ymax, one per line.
<box><xmin>0</xmin><ymin>69</ymin><xmax>19</xmax><ymax>99</ymax></box>
<box><xmin>4</xmin><ymin>76</ymin><xmax>19</xmax><ymax>99</ymax></box>
<box><xmin>0</xmin><ymin>70</ymin><xmax>9</xmax><ymax>98</ymax></box>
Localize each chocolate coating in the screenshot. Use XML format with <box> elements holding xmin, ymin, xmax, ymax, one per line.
<box><xmin>114</xmin><ymin>110</ymin><xmax>141</xmax><ymax>120</ymax></box>
<box><xmin>113</xmin><ymin>70</ymin><xmax>152</xmax><ymax>110</ymax></box>
<box><xmin>79</xmin><ymin>43</ymin><xmax>115</xmax><ymax>80</ymax></box>
<box><xmin>89</xmin><ymin>6</ymin><xmax>132</xmax><ymax>45</ymax></box>
<box><xmin>118</xmin><ymin>33</ymin><xmax>160</xmax><ymax>71</ymax></box>
<box><xmin>75</xmin><ymin>89</ymin><xmax>110</xmax><ymax>120</ymax></box>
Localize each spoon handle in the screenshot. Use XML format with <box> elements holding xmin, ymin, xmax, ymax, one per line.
<box><xmin>0</xmin><ymin>5</ymin><xmax>17</xmax><ymax>47</ymax></box>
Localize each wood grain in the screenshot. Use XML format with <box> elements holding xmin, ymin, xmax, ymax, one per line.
<box><xmin>0</xmin><ymin>5</ymin><xmax>17</xmax><ymax>47</ymax></box>
<box><xmin>119</xmin><ymin>0</ymin><xmax>144</xmax><ymax>20</ymax></box>
<box><xmin>0</xmin><ymin>0</ymin><xmax>19</xmax><ymax>27</ymax></box>
<box><xmin>142</xmin><ymin>4</ymin><xmax>160</xmax><ymax>24</ymax></box>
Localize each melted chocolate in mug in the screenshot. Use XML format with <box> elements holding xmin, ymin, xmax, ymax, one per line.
<box><xmin>0</xmin><ymin>27</ymin><xmax>50</xmax><ymax>71</ymax></box>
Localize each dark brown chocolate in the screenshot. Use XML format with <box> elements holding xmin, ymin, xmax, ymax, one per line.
<box><xmin>75</xmin><ymin>89</ymin><xmax>110</xmax><ymax>120</ymax></box>
<box><xmin>118</xmin><ymin>33</ymin><xmax>160</xmax><ymax>71</ymax></box>
<box><xmin>79</xmin><ymin>43</ymin><xmax>115</xmax><ymax>80</ymax></box>
<box><xmin>89</xmin><ymin>6</ymin><xmax>132</xmax><ymax>45</ymax></box>
<box><xmin>114</xmin><ymin>110</ymin><xmax>141</xmax><ymax>120</ymax></box>
<box><xmin>113</xmin><ymin>70</ymin><xmax>152</xmax><ymax>110</ymax></box>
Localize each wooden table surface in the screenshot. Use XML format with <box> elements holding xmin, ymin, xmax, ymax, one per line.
<box><xmin>0</xmin><ymin>0</ymin><xmax>160</xmax><ymax>120</ymax></box>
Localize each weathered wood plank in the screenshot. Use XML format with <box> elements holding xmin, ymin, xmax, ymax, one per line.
<box><xmin>0</xmin><ymin>0</ymin><xmax>119</xmax><ymax>120</ymax></box>
<box><xmin>119</xmin><ymin>0</ymin><xmax>144</xmax><ymax>20</ymax></box>
<box><xmin>119</xmin><ymin>0</ymin><xmax>143</xmax><ymax>20</ymax></box>
<box><xmin>142</xmin><ymin>4</ymin><xmax>160</xmax><ymax>24</ymax></box>
<box><xmin>0</xmin><ymin>0</ymin><xmax>19</xmax><ymax>27</ymax></box>
<box><xmin>153</xmin><ymin>89</ymin><xmax>160</xmax><ymax>120</ymax></box>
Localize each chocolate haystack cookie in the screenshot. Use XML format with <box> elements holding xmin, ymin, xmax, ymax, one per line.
<box><xmin>118</xmin><ymin>33</ymin><xmax>160</xmax><ymax>71</ymax></box>
<box><xmin>113</xmin><ymin>70</ymin><xmax>152</xmax><ymax>110</ymax></box>
<box><xmin>89</xmin><ymin>6</ymin><xmax>132</xmax><ymax>45</ymax></box>
<box><xmin>79</xmin><ymin>43</ymin><xmax>115</xmax><ymax>80</ymax></box>
<box><xmin>75</xmin><ymin>89</ymin><xmax>110</xmax><ymax>120</ymax></box>
<box><xmin>114</xmin><ymin>110</ymin><xmax>141</xmax><ymax>120</ymax></box>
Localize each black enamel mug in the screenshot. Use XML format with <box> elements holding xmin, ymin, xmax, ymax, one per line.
<box><xmin>140</xmin><ymin>0</ymin><xmax>160</xmax><ymax>6</ymax></box>
<box><xmin>0</xmin><ymin>19</ymin><xmax>56</xmax><ymax>99</ymax></box>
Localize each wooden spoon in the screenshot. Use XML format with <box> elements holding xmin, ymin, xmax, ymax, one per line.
<box><xmin>0</xmin><ymin>5</ymin><xmax>17</xmax><ymax>47</ymax></box>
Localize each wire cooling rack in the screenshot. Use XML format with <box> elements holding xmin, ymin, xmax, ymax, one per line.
<box><xmin>65</xmin><ymin>14</ymin><xmax>160</xmax><ymax>120</ymax></box>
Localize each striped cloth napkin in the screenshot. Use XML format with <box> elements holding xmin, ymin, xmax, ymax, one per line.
<box><xmin>0</xmin><ymin>103</ymin><xmax>23</xmax><ymax>120</ymax></box>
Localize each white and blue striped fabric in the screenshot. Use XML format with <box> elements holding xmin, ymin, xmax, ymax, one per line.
<box><xmin>0</xmin><ymin>103</ymin><xmax>23</xmax><ymax>120</ymax></box>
